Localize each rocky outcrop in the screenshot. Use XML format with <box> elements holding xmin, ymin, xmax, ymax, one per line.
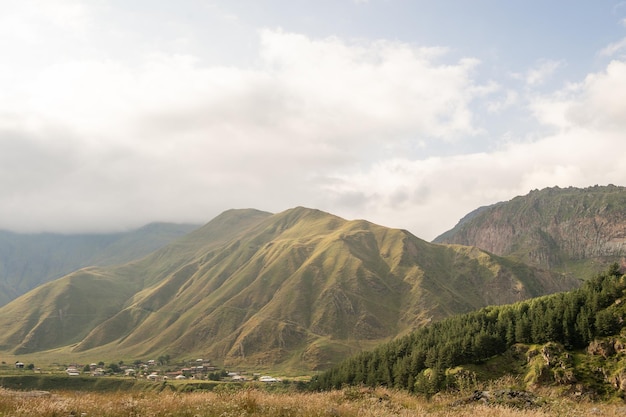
<box><xmin>526</xmin><ymin>342</ymin><xmax>577</xmax><ymax>386</ymax></box>
<box><xmin>587</xmin><ymin>339</ymin><xmax>616</xmax><ymax>358</ymax></box>
<box><xmin>452</xmin><ymin>389</ymin><xmax>540</xmax><ymax>409</ymax></box>
<box><xmin>612</xmin><ymin>369</ymin><xmax>626</xmax><ymax>393</ymax></box>
<box><xmin>585</xmin><ymin>336</ymin><xmax>626</xmax><ymax>395</ymax></box>
<box><xmin>540</xmin><ymin>342</ymin><xmax>564</xmax><ymax>367</ymax></box>
<box><xmin>434</xmin><ymin>185</ymin><xmax>626</xmax><ymax>271</ymax></box>
<box><xmin>587</xmin><ymin>337</ymin><xmax>626</xmax><ymax>358</ymax></box>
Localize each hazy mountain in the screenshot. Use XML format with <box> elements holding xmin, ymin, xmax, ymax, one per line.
<box><xmin>434</xmin><ymin>185</ymin><xmax>626</xmax><ymax>276</ymax></box>
<box><xmin>0</xmin><ymin>207</ymin><xmax>578</xmax><ymax>371</ymax></box>
<box><xmin>0</xmin><ymin>222</ymin><xmax>200</xmax><ymax>306</ymax></box>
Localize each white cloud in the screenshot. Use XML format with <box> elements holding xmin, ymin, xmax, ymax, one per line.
<box><xmin>513</xmin><ymin>60</ymin><xmax>563</xmax><ymax>87</ymax></box>
<box><xmin>0</xmin><ymin>0</ymin><xmax>92</xmax><ymax>63</ymax></box>
<box><xmin>530</xmin><ymin>60</ymin><xmax>626</xmax><ymax>130</ymax></box>
<box><xmin>0</xmin><ymin>27</ymin><xmax>491</xmax><ymax>233</ymax></box>
<box><xmin>257</xmin><ymin>30</ymin><xmax>485</xmax><ymax>141</ymax></box>
<box><xmin>321</xmin><ymin>129</ymin><xmax>625</xmax><ymax>240</ymax></box>
<box><xmin>486</xmin><ymin>89</ymin><xmax>519</xmax><ymax>113</ymax></box>
<box><xmin>2</xmin><ymin>1</ymin><xmax>625</xmax><ymax>242</ymax></box>
<box><xmin>527</xmin><ymin>60</ymin><xmax>563</xmax><ymax>86</ymax></box>
<box><xmin>321</xmin><ymin>58</ymin><xmax>626</xmax><ymax>239</ymax></box>
<box><xmin>600</xmin><ymin>37</ymin><xmax>626</xmax><ymax>57</ymax></box>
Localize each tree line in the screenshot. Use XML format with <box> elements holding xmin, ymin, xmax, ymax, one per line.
<box><xmin>310</xmin><ymin>264</ymin><xmax>625</xmax><ymax>393</ymax></box>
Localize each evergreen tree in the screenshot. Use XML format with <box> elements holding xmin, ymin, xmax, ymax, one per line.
<box><xmin>311</xmin><ymin>265</ymin><xmax>625</xmax><ymax>392</ymax></box>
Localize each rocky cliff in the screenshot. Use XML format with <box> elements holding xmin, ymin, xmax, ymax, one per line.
<box><xmin>434</xmin><ymin>185</ymin><xmax>626</xmax><ymax>273</ymax></box>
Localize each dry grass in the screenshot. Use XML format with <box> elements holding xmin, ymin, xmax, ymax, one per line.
<box><xmin>0</xmin><ymin>386</ymin><xmax>624</xmax><ymax>417</ymax></box>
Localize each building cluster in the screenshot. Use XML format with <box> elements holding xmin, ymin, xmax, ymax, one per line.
<box><xmin>14</xmin><ymin>358</ymin><xmax>282</xmax><ymax>383</ymax></box>
<box><xmin>78</xmin><ymin>358</ymin><xmax>217</xmax><ymax>379</ymax></box>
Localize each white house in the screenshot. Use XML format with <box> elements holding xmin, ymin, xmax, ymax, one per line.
<box><xmin>66</xmin><ymin>367</ymin><xmax>80</xmax><ymax>376</ymax></box>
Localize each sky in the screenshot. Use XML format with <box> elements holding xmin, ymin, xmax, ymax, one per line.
<box><xmin>1</xmin><ymin>0</ymin><xmax>626</xmax><ymax>240</ymax></box>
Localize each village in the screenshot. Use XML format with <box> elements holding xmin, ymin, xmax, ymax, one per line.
<box><xmin>12</xmin><ymin>358</ymin><xmax>282</xmax><ymax>383</ymax></box>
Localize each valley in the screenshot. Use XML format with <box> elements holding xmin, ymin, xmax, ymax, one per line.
<box><xmin>0</xmin><ymin>204</ymin><xmax>579</xmax><ymax>371</ymax></box>
<box><xmin>0</xmin><ymin>185</ymin><xmax>625</xmax><ymax>406</ymax></box>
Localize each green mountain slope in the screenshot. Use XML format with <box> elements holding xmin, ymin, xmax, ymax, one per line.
<box><xmin>434</xmin><ymin>185</ymin><xmax>626</xmax><ymax>275</ymax></box>
<box><xmin>0</xmin><ymin>207</ymin><xmax>578</xmax><ymax>371</ymax></box>
<box><xmin>0</xmin><ymin>222</ymin><xmax>200</xmax><ymax>306</ymax></box>
<box><xmin>311</xmin><ymin>265</ymin><xmax>626</xmax><ymax>398</ymax></box>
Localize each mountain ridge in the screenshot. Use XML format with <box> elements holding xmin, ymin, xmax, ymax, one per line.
<box><xmin>0</xmin><ymin>206</ymin><xmax>578</xmax><ymax>371</ymax></box>
<box><xmin>434</xmin><ymin>185</ymin><xmax>626</xmax><ymax>275</ymax></box>
<box><xmin>311</xmin><ymin>264</ymin><xmax>626</xmax><ymax>398</ymax></box>
<box><xmin>0</xmin><ymin>222</ymin><xmax>201</xmax><ymax>306</ymax></box>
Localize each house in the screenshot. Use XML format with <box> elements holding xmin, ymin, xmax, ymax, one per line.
<box><xmin>15</xmin><ymin>362</ymin><xmax>24</xmax><ymax>369</ymax></box>
<box><xmin>66</xmin><ymin>367</ymin><xmax>80</xmax><ymax>376</ymax></box>
<box><xmin>259</xmin><ymin>376</ymin><xmax>278</xmax><ymax>383</ymax></box>
<box><xmin>166</xmin><ymin>371</ymin><xmax>183</xmax><ymax>379</ymax></box>
<box><xmin>147</xmin><ymin>372</ymin><xmax>168</xmax><ymax>381</ymax></box>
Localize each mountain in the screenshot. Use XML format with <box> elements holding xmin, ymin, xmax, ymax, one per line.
<box><xmin>311</xmin><ymin>265</ymin><xmax>626</xmax><ymax>398</ymax></box>
<box><xmin>0</xmin><ymin>207</ymin><xmax>578</xmax><ymax>371</ymax></box>
<box><xmin>0</xmin><ymin>222</ymin><xmax>200</xmax><ymax>306</ymax></box>
<box><xmin>434</xmin><ymin>185</ymin><xmax>626</xmax><ymax>275</ymax></box>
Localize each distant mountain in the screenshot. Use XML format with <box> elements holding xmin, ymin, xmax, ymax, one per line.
<box><xmin>434</xmin><ymin>185</ymin><xmax>626</xmax><ymax>276</ymax></box>
<box><xmin>0</xmin><ymin>207</ymin><xmax>578</xmax><ymax>371</ymax></box>
<box><xmin>0</xmin><ymin>222</ymin><xmax>200</xmax><ymax>306</ymax></box>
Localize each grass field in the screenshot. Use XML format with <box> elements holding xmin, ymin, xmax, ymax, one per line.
<box><xmin>1</xmin><ymin>385</ymin><xmax>625</xmax><ymax>417</ymax></box>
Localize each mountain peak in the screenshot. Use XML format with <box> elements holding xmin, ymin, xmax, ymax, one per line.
<box><xmin>0</xmin><ymin>204</ymin><xmax>578</xmax><ymax>370</ymax></box>
<box><xmin>434</xmin><ymin>185</ymin><xmax>626</xmax><ymax>273</ymax></box>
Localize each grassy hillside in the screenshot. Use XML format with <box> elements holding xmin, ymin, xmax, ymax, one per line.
<box><xmin>434</xmin><ymin>185</ymin><xmax>626</xmax><ymax>276</ymax></box>
<box><xmin>5</xmin><ymin>386</ymin><xmax>626</xmax><ymax>417</ymax></box>
<box><xmin>311</xmin><ymin>265</ymin><xmax>626</xmax><ymax>399</ymax></box>
<box><xmin>0</xmin><ymin>222</ymin><xmax>200</xmax><ymax>306</ymax></box>
<box><xmin>0</xmin><ymin>207</ymin><xmax>579</xmax><ymax>371</ymax></box>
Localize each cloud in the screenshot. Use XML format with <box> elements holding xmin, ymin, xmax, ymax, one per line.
<box><xmin>0</xmin><ymin>27</ymin><xmax>491</xmax><ymax>234</ymax></box>
<box><xmin>530</xmin><ymin>60</ymin><xmax>626</xmax><ymax>130</ymax></box>
<box><xmin>2</xmin><ymin>3</ymin><xmax>625</xmax><ymax>242</ymax></box>
<box><xmin>526</xmin><ymin>60</ymin><xmax>563</xmax><ymax>86</ymax></box>
<box><xmin>322</xmin><ymin>130</ymin><xmax>625</xmax><ymax>240</ymax></box>
<box><xmin>257</xmin><ymin>29</ymin><xmax>486</xmax><ymax>141</ymax></box>
<box><xmin>320</xmin><ymin>58</ymin><xmax>626</xmax><ymax>239</ymax></box>
<box><xmin>600</xmin><ymin>37</ymin><xmax>626</xmax><ymax>57</ymax></box>
<box><xmin>486</xmin><ymin>89</ymin><xmax>519</xmax><ymax>113</ymax></box>
<box><xmin>512</xmin><ymin>60</ymin><xmax>563</xmax><ymax>87</ymax></box>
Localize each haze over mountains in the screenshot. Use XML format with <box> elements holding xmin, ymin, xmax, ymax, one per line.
<box><xmin>0</xmin><ymin>185</ymin><xmax>624</xmax><ymax>371</ymax></box>
<box><xmin>0</xmin><ymin>205</ymin><xmax>579</xmax><ymax>371</ymax></box>
<box><xmin>0</xmin><ymin>223</ymin><xmax>200</xmax><ymax>307</ymax></box>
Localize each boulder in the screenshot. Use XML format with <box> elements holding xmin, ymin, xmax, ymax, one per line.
<box><xmin>587</xmin><ymin>339</ymin><xmax>616</xmax><ymax>358</ymax></box>
<box><xmin>452</xmin><ymin>389</ymin><xmax>540</xmax><ymax>409</ymax></box>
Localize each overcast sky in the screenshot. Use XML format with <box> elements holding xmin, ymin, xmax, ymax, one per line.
<box><xmin>1</xmin><ymin>0</ymin><xmax>626</xmax><ymax>240</ymax></box>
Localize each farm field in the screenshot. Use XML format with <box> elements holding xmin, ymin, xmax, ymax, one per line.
<box><xmin>1</xmin><ymin>386</ymin><xmax>625</xmax><ymax>417</ymax></box>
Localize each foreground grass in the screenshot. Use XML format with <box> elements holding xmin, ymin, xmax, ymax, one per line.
<box><xmin>0</xmin><ymin>386</ymin><xmax>625</xmax><ymax>417</ymax></box>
